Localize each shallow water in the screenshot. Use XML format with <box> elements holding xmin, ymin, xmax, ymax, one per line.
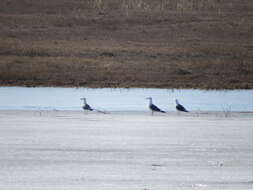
<box><xmin>0</xmin><ymin>87</ymin><xmax>252</xmax><ymax>111</ymax></box>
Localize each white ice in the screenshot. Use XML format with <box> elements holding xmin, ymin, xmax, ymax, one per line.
<box><xmin>0</xmin><ymin>111</ymin><xmax>253</xmax><ymax>190</ymax></box>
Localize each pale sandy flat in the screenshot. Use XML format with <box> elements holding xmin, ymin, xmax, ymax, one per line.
<box><xmin>0</xmin><ymin>110</ymin><xmax>253</xmax><ymax>190</ymax></box>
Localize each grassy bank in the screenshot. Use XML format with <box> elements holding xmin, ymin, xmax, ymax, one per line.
<box><xmin>0</xmin><ymin>0</ymin><xmax>253</xmax><ymax>89</ymax></box>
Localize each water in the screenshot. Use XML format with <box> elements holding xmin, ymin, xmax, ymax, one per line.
<box><xmin>0</xmin><ymin>87</ymin><xmax>252</xmax><ymax>112</ymax></box>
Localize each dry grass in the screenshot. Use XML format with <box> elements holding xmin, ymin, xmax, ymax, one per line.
<box><xmin>0</xmin><ymin>0</ymin><xmax>253</xmax><ymax>89</ymax></box>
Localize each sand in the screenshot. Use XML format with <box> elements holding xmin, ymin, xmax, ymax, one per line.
<box><xmin>0</xmin><ymin>110</ymin><xmax>253</xmax><ymax>190</ymax></box>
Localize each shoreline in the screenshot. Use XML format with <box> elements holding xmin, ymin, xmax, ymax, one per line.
<box><xmin>0</xmin><ymin>84</ymin><xmax>253</xmax><ymax>90</ymax></box>
<box><xmin>1</xmin><ymin>110</ymin><xmax>253</xmax><ymax>118</ymax></box>
<box><xmin>0</xmin><ymin>84</ymin><xmax>252</xmax><ymax>90</ymax></box>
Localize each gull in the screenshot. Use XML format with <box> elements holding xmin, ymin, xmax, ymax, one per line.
<box><xmin>146</xmin><ymin>97</ymin><xmax>166</xmax><ymax>115</ymax></box>
<box><xmin>175</xmin><ymin>99</ymin><xmax>189</xmax><ymax>113</ymax></box>
<box><xmin>80</xmin><ymin>98</ymin><xmax>93</xmax><ymax>112</ymax></box>
<box><xmin>80</xmin><ymin>97</ymin><xmax>107</xmax><ymax>114</ymax></box>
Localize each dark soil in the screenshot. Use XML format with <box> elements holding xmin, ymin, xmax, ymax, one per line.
<box><xmin>0</xmin><ymin>0</ymin><xmax>253</xmax><ymax>89</ymax></box>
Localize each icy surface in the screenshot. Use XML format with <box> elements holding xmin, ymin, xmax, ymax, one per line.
<box><xmin>0</xmin><ymin>87</ymin><xmax>253</xmax><ymax>111</ymax></box>
<box><xmin>0</xmin><ymin>111</ymin><xmax>253</xmax><ymax>190</ymax></box>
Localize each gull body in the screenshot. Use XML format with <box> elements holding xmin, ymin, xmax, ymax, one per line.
<box><xmin>175</xmin><ymin>99</ymin><xmax>189</xmax><ymax>113</ymax></box>
<box><xmin>146</xmin><ymin>97</ymin><xmax>166</xmax><ymax>115</ymax></box>
<box><xmin>80</xmin><ymin>98</ymin><xmax>93</xmax><ymax>112</ymax></box>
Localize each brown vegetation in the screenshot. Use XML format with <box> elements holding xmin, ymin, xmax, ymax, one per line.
<box><xmin>0</xmin><ymin>0</ymin><xmax>253</xmax><ymax>89</ymax></box>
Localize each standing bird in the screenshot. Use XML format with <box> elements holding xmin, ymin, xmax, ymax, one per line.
<box><xmin>146</xmin><ymin>97</ymin><xmax>166</xmax><ymax>115</ymax></box>
<box><xmin>175</xmin><ymin>99</ymin><xmax>189</xmax><ymax>113</ymax></box>
<box><xmin>81</xmin><ymin>98</ymin><xmax>93</xmax><ymax>112</ymax></box>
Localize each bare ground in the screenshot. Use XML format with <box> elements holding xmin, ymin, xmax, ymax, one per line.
<box><xmin>0</xmin><ymin>0</ymin><xmax>253</xmax><ymax>89</ymax></box>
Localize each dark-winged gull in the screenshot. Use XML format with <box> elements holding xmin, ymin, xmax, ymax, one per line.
<box><xmin>146</xmin><ymin>97</ymin><xmax>166</xmax><ymax>115</ymax></box>
<box><xmin>80</xmin><ymin>98</ymin><xmax>108</xmax><ymax>114</ymax></box>
<box><xmin>176</xmin><ymin>99</ymin><xmax>189</xmax><ymax>112</ymax></box>
<box><xmin>80</xmin><ymin>98</ymin><xmax>93</xmax><ymax>112</ymax></box>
